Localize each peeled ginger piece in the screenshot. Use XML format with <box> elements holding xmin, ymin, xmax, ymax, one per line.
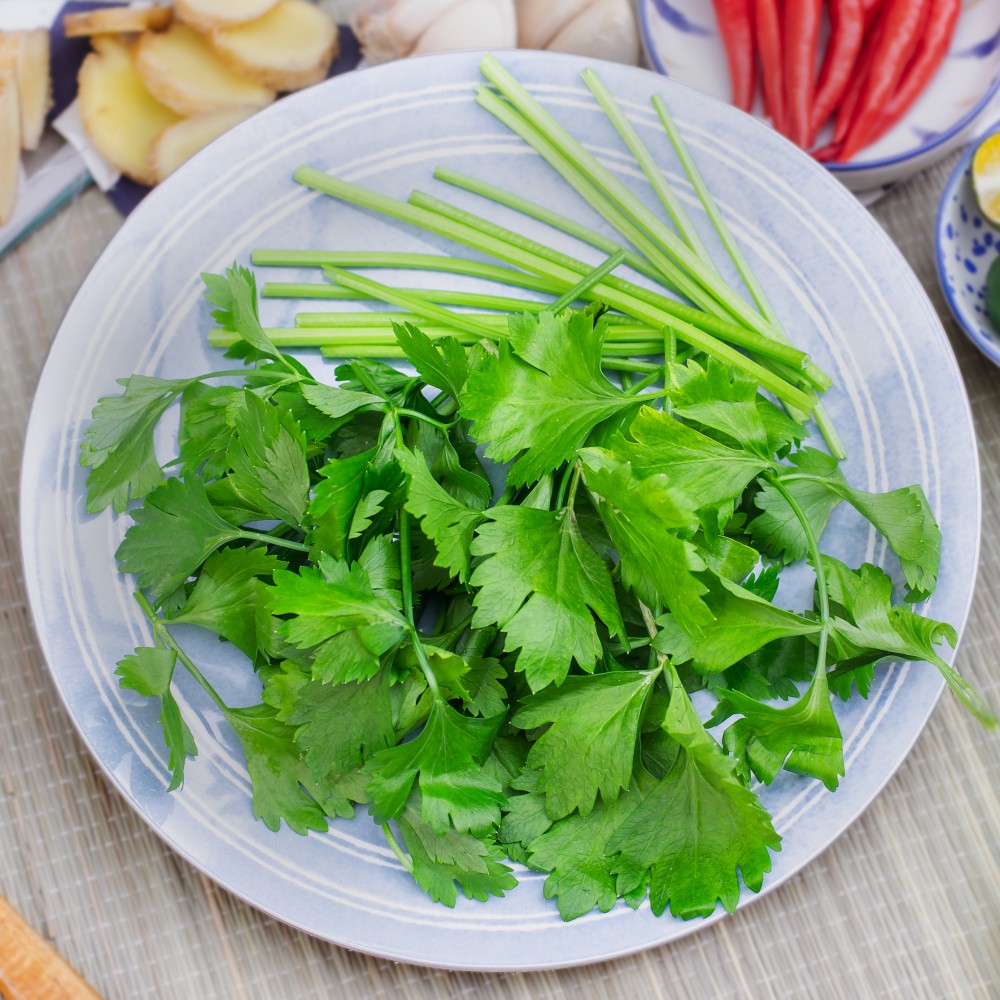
<box><xmin>150</xmin><ymin>105</ymin><xmax>256</xmax><ymax>182</ymax></box>
<box><xmin>0</xmin><ymin>28</ymin><xmax>52</xmax><ymax>150</ymax></box>
<box><xmin>175</xmin><ymin>0</ymin><xmax>280</xmax><ymax>31</ymax></box>
<box><xmin>209</xmin><ymin>0</ymin><xmax>338</xmax><ymax>91</ymax></box>
<box><xmin>63</xmin><ymin>5</ymin><xmax>173</xmax><ymax>37</ymax></box>
<box><xmin>0</xmin><ymin>72</ymin><xmax>20</xmax><ymax>224</ymax></box>
<box><xmin>78</xmin><ymin>37</ymin><xmax>182</xmax><ymax>185</ymax></box>
<box><xmin>135</xmin><ymin>22</ymin><xmax>274</xmax><ymax>116</ymax></box>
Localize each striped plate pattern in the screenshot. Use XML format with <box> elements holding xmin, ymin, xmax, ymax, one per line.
<box><xmin>20</xmin><ymin>51</ymin><xmax>979</xmax><ymax>971</ymax></box>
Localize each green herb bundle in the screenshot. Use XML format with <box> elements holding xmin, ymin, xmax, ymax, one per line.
<box><xmin>80</xmin><ymin>56</ymin><xmax>993</xmax><ymax>923</ymax></box>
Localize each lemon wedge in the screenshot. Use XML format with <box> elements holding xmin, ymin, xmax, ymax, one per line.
<box><xmin>972</xmin><ymin>133</ymin><xmax>1000</xmax><ymax>226</ymax></box>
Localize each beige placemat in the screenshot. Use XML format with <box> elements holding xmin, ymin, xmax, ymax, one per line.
<box><xmin>0</xmin><ymin>153</ymin><xmax>998</xmax><ymax>1000</ymax></box>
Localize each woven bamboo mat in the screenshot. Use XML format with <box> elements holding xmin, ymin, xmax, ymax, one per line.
<box><xmin>0</xmin><ymin>150</ymin><xmax>998</xmax><ymax>999</ymax></box>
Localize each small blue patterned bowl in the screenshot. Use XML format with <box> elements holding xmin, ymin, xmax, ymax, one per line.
<box><xmin>935</xmin><ymin>124</ymin><xmax>1000</xmax><ymax>365</ymax></box>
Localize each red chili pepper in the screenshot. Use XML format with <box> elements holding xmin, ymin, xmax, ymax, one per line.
<box><xmin>753</xmin><ymin>0</ymin><xmax>786</xmax><ymax>135</ymax></box>
<box><xmin>811</xmin><ymin>141</ymin><xmax>842</xmax><ymax>162</ymax></box>
<box><xmin>832</xmin><ymin>0</ymin><xmax>891</xmax><ymax>146</ymax></box>
<box><xmin>837</xmin><ymin>0</ymin><xmax>930</xmax><ymax>161</ymax></box>
<box><xmin>808</xmin><ymin>0</ymin><xmax>864</xmax><ymax>146</ymax></box>
<box><xmin>862</xmin><ymin>0</ymin><xmax>961</xmax><ymax>150</ymax></box>
<box><xmin>782</xmin><ymin>0</ymin><xmax>823</xmax><ymax>147</ymax></box>
<box><xmin>712</xmin><ymin>0</ymin><xmax>755</xmax><ymax>113</ymax></box>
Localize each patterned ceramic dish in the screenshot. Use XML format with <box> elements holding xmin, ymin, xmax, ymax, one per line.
<box><xmin>21</xmin><ymin>51</ymin><xmax>979</xmax><ymax>971</ymax></box>
<box><xmin>936</xmin><ymin>123</ymin><xmax>1000</xmax><ymax>364</ymax></box>
<box><xmin>639</xmin><ymin>0</ymin><xmax>1000</xmax><ymax>194</ymax></box>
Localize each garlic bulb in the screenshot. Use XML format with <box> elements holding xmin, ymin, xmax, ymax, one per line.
<box><xmin>353</xmin><ymin>0</ymin><xmax>517</xmax><ymax>64</ymax></box>
<box><xmin>515</xmin><ymin>0</ymin><xmax>640</xmax><ymax>65</ymax></box>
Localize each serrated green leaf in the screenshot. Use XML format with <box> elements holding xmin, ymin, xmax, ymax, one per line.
<box><xmin>511</xmin><ymin>670</ymin><xmax>657</xmax><ymax>819</ymax></box>
<box><xmin>116</xmin><ymin>646</ymin><xmax>196</xmax><ymax>791</ymax></box>
<box><xmin>720</xmin><ymin>666</ymin><xmax>844</xmax><ymax>791</ymax></box>
<box><xmin>669</xmin><ymin>358</ymin><xmax>770</xmax><ymax>459</ymax></box>
<box><xmin>708</xmin><ymin>633</ymin><xmax>815</xmax><ymax>706</ymax></box>
<box><xmin>397</xmin><ymin>446</ymin><xmax>484</xmax><ymax>583</ymax></box>
<box><xmin>608</xmin><ymin>739</ymin><xmax>779</xmax><ymax>918</ymax></box>
<box><xmin>171</xmin><ymin>547</ymin><xmax>286</xmax><ymax>659</ymax></box>
<box><xmin>409</xmin><ymin>419</ymin><xmax>492</xmax><ymax>511</ymax></box>
<box><xmin>307</xmin><ymin>448</ymin><xmax>376</xmax><ymax>559</ymax></box>
<box><xmin>525</xmin><ymin>778</ymin><xmax>646</xmax><ymax>921</ymax></box>
<box><xmin>268</xmin><ymin>554</ymin><xmax>408</xmax><ymax>683</ymax></box>
<box><xmin>226</xmin><ymin>390</ymin><xmax>310</xmax><ymax>527</ymax></box>
<box><xmin>607</xmin><ymin>667</ymin><xmax>780</xmax><ymax>918</ymax></box>
<box><xmin>470</xmin><ymin>505</ymin><xmax>624</xmax><ymax>690</ymax></box>
<box><xmin>224</xmin><ymin>703</ymin><xmax>330</xmax><ymax>834</ymax></box>
<box><xmin>393</xmin><ymin>322</ymin><xmax>470</xmax><ymax>401</ymax></box>
<box><xmin>365</xmin><ymin>700</ymin><xmax>506</xmax><ymax>835</ymax></box>
<box><xmin>612</xmin><ymin>405</ymin><xmax>770</xmax><ymax>513</ymax></box>
<box><xmin>655</xmin><ymin>574</ymin><xmax>821</xmax><ymax>673</ymax></box>
<box><xmin>81</xmin><ymin>374</ymin><xmax>192</xmax><ymax>513</ymax></box>
<box><xmin>301</xmin><ymin>382</ymin><xmax>385</xmax><ymax>419</ymax></box>
<box><xmin>348</xmin><ymin>489</ymin><xmax>390</xmax><ymax>540</ymax></box>
<box><xmin>178</xmin><ymin>382</ymin><xmax>241</xmax><ymax>481</ymax></box>
<box><xmin>455</xmin><ymin>656</ymin><xmax>508</xmax><ymax>718</ymax></box>
<box><xmin>461</xmin><ymin>311</ymin><xmax>642</xmax><ymax>487</ymax></box>
<box><xmin>288</xmin><ymin>670</ymin><xmax>394</xmax><ymax>783</ymax></box>
<box><xmin>691</xmin><ymin>532</ymin><xmax>761</xmax><ymax>583</ymax></box>
<box><xmin>396</xmin><ymin>796</ymin><xmax>517</xmax><ymax>907</ymax></box>
<box><xmin>357</xmin><ymin>533</ymin><xmax>402</xmax><ymax>609</ymax></box>
<box><xmin>203</xmin><ymin>264</ymin><xmax>288</xmax><ymax>366</ymax></box>
<box><xmin>116</xmin><ymin>477</ymin><xmax>244</xmax><ymax>602</ymax></box>
<box><xmin>580</xmin><ymin>450</ymin><xmax>712</xmax><ymax>634</ymax></box>
<box><xmin>822</xmin><ymin>557</ymin><xmax>994</xmax><ymax>727</ymax></box>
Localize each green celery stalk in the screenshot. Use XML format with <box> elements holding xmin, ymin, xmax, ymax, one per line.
<box><xmin>477</xmin><ymin>53</ymin><xmax>787</xmax><ymax>344</ymax></box>
<box><xmin>472</xmin><ymin>85</ymin><xmax>726</xmax><ymax>320</ymax></box>
<box><xmin>432</xmin><ymin>166</ymin><xmax>671</xmax><ymax>289</ymax></box>
<box><xmin>293</xmin><ymin>165</ymin><xmax>816</xmax><ymax>411</ymax></box>
<box><xmin>651</xmin><ymin>93</ymin><xmax>845</xmax><ymax>458</ymax></box>
<box><xmin>252</xmin><ymin>250</ymin><xmax>559</xmax><ymax>295</ymax></box>
<box><xmin>580</xmin><ymin>68</ymin><xmax>718</xmax><ymax>271</ymax></box>
<box><xmin>265</xmin><ymin>282</ymin><xmax>552</xmax><ymax>312</ymax></box>
<box><xmin>404</xmin><ymin>188</ymin><xmax>816</xmax><ymax>377</ymax></box>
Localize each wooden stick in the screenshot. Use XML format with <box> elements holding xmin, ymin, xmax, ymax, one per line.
<box><xmin>0</xmin><ymin>894</ymin><xmax>103</xmax><ymax>999</ymax></box>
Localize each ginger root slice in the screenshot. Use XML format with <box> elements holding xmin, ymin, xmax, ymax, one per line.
<box><xmin>0</xmin><ymin>72</ymin><xmax>20</xmax><ymax>225</ymax></box>
<box><xmin>150</xmin><ymin>105</ymin><xmax>257</xmax><ymax>183</ymax></box>
<box><xmin>134</xmin><ymin>22</ymin><xmax>275</xmax><ymax>117</ymax></box>
<box><xmin>0</xmin><ymin>28</ymin><xmax>52</xmax><ymax>151</ymax></box>
<box><xmin>78</xmin><ymin>37</ymin><xmax>182</xmax><ymax>185</ymax></box>
<box><xmin>175</xmin><ymin>0</ymin><xmax>281</xmax><ymax>32</ymax></box>
<box><xmin>209</xmin><ymin>0</ymin><xmax>338</xmax><ymax>92</ymax></box>
<box><xmin>63</xmin><ymin>5</ymin><xmax>173</xmax><ymax>38</ymax></box>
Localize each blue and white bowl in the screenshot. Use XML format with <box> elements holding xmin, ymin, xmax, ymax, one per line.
<box><xmin>639</xmin><ymin>0</ymin><xmax>1000</xmax><ymax>193</ymax></box>
<box><xmin>936</xmin><ymin>123</ymin><xmax>1000</xmax><ymax>364</ymax></box>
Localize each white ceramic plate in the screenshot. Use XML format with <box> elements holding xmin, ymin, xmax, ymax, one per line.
<box><xmin>639</xmin><ymin>0</ymin><xmax>1000</xmax><ymax>194</ymax></box>
<box><xmin>21</xmin><ymin>51</ymin><xmax>979</xmax><ymax>971</ymax></box>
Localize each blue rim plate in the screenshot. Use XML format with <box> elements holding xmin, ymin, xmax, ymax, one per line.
<box><xmin>935</xmin><ymin>123</ymin><xmax>1000</xmax><ymax>364</ymax></box>
<box><xmin>20</xmin><ymin>51</ymin><xmax>980</xmax><ymax>971</ymax></box>
<box><xmin>639</xmin><ymin>0</ymin><xmax>1000</xmax><ymax>191</ymax></box>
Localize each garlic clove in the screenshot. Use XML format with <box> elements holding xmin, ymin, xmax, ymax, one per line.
<box><xmin>411</xmin><ymin>0</ymin><xmax>516</xmax><ymax>56</ymax></box>
<box><xmin>545</xmin><ymin>0</ymin><xmax>640</xmax><ymax>65</ymax></box>
<box><xmin>514</xmin><ymin>0</ymin><xmax>593</xmax><ymax>50</ymax></box>
<box><xmin>353</xmin><ymin>0</ymin><xmax>466</xmax><ymax>63</ymax></box>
